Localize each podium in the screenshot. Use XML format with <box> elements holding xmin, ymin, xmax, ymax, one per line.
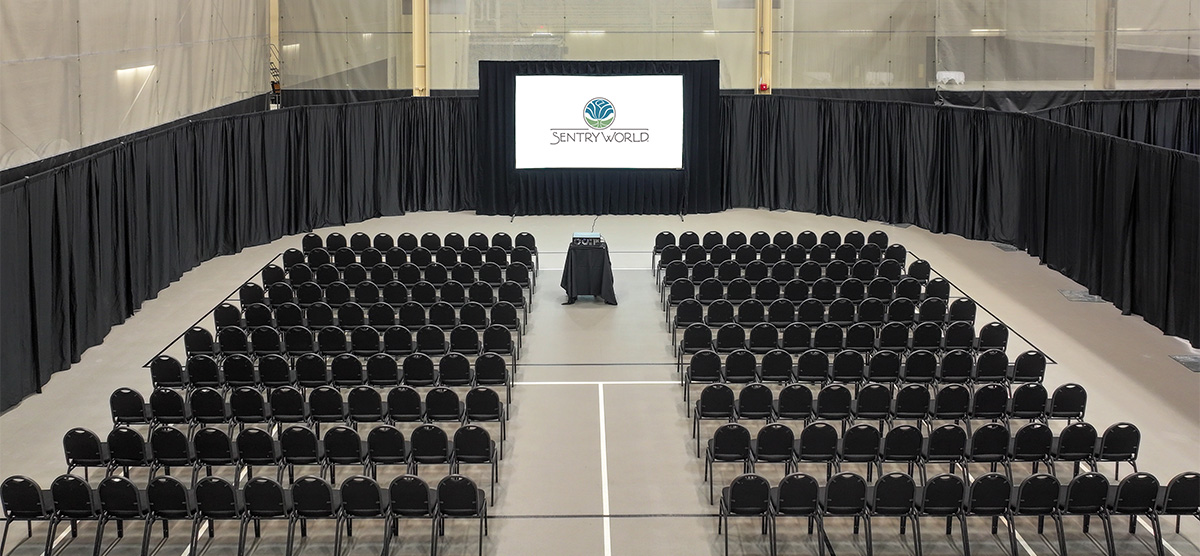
<box><xmin>561</xmin><ymin>235</ymin><xmax>618</xmax><ymax>305</ymax></box>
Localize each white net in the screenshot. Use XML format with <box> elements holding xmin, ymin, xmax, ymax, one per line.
<box><xmin>1</xmin><ymin>0</ymin><xmax>269</xmax><ymax>171</ymax></box>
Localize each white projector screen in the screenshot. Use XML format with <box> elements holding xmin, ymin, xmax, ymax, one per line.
<box><xmin>514</xmin><ymin>75</ymin><xmax>684</xmax><ymax>169</ymax></box>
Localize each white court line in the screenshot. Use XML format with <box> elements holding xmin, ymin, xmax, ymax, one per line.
<box><xmin>598</xmin><ymin>384</ymin><xmax>613</xmax><ymax>556</ymax></box>
<box><xmin>1138</xmin><ymin>516</ymin><xmax>1184</xmax><ymax>556</ymax></box>
<box><xmin>517</xmin><ymin>380</ymin><xmax>677</xmax><ymax>386</ymax></box>
<box><xmin>38</xmin><ymin>527</ymin><xmax>72</xmax><ymax>556</ymax></box>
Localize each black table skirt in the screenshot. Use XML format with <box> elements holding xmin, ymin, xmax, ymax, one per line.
<box><xmin>561</xmin><ymin>243</ymin><xmax>618</xmax><ymax>305</ymax></box>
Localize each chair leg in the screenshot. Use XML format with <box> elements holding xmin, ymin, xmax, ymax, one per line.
<box><xmin>959</xmin><ymin>514</ymin><xmax>971</xmax><ymax>556</ymax></box>
<box><xmin>93</xmin><ymin>517</ymin><xmax>107</xmax><ymax>556</ymax></box>
<box><xmin>237</xmin><ymin>519</ymin><xmax>248</xmax><ymax>556</ymax></box>
<box><xmin>1149</xmin><ymin>514</ymin><xmax>1165</xmax><ymax>556</ymax></box>
<box><xmin>286</xmin><ymin>518</ymin><xmax>296</xmax><ymax>556</ymax></box>
<box><xmin>141</xmin><ymin>517</ymin><xmax>154</xmax><ymax>556</ymax></box>
<box><xmin>188</xmin><ymin>518</ymin><xmax>200</xmax><ymax>556</ymax></box>
<box><xmin>0</xmin><ymin>519</ymin><xmax>11</xmax><ymax>556</ymax></box>
<box><xmin>1100</xmin><ymin>514</ymin><xmax>1116</xmax><ymax>556</ymax></box>
<box><xmin>1054</xmin><ymin>515</ymin><xmax>1067</xmax><ymax>556</ymax></box>
<box><xmin>864</xmin><ymin>514</ymin><xmax>873</xmax><ymax>556</ymax></box>
<box><xmin>380</xmin><ymin>516</ymin><xmax>393</xmax><ymax>556</ymax></box>
<box><xmin>912</xmin><ymin>514</ymin><xmax>923</xmax><ymax>556</ymax></box>
<box><xmin>430</xmin><ymin>516</ymin><xmax>438</xmax><ymax>556</ymax></box>
<box><xmin>45</xmin><ymin>518</ymin><xmax>59</xmax><ymax>556</ymax></box>
<box><xmin>478</xmin><ymin>514</ymin><xmax>484</xmax><ymax>556</ymax></box>
<box><xmin>1007</xmin><ymin>514</ymin><xmax>1018</xmax><ymax>556</ymax></box>
<box><xmin>335</xmin><ymin>516</ymin><xmax>344</xmax><ymax>556</ymax></box>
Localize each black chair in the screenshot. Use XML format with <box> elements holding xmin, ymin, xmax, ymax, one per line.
<box><xmin>770</xmin><ymin>473</ymin><xmax>825</xmax><ymax>550</ymax></box>
<box><xmin>435</xmin><ymin>475</ymin><xmax>488</xmax><ymax>556</ymax></box>
<box><xmin>736</xmin><ymin>382</ymin><xmax>774</xmax><ymax>421</ymax></box>
<box><xmin>1008</xmin><ymin>422</ymin><xmax>1054</xmax><ymax>478</ymax></box>
<box><xmin>323</xmin><ymin>426</ymin><xmax>367</xmax><ymax>483</ymax></box>
<box><xmin>366</xmin><ymin>426</ymin><xmax>409</xmax><ymax>480</ymax></box>
<box><xmin>921</xmin><ymin>424</ymin><xmax>967</xmax><ymax>482</ymax></box>
<box><xmin>880</xmin><ymin>425</ymin><xmax>923</xmax><ymax>477</ymax></box>
<box><xmin>914</xmin><ymin>473</ymin><xmax>967</xmax><ymax>556</ymax></box>
<box><xmin>796</xmin><ymin>423</ymin><xmax>839</xmax><ymax>480</ymax></box>
<box><xmin>291</xmin><ymin>476</ymin><xmax>344</xmax><ymax>555</ymax></box>
<box><xmin>387</xmin><ymin>474</ymin><xmax>438</xmax><ymax>555</ymax></box>
<box><xmin>107</xmin><ymin>426</ymin><xmax>155</xmax><ymax>479</ymax></box>
<box><xmin>95</xmin><ymin>475</ymin><xmax>152</xmax><ymax>556</ymax></box>
<box><xmin>1107</xmin><ymin>473</ymin><xmax>1164</xmax><ymax>556</ymax></box>
<box><xmin>1156</xmin><ymin>471</ymin><xmax>1200</xmax><ymax>534</ymax></box>
<box><xmin>820</xmin><ymin>472</ymin><xmax>868</xmax><ymax>555</ymax></box>
<box><xmin>718</xmin><ymin>474</ymin><xmax>774</xmax><ymax>556</ymax></box>
<box><xmin>409</xmin><ymin>425</ymin><xmax>453</xmax><ymax>476</ymax></box>
<box><xmin>63</xmin><ymin>427</ymin><xmax>111</xmax><ymax>480</ymax></box>
<box><xmin>1011</xmin><ymin>473</ymin><xmax>1065</xmax><ymax>556</ymax></box>
<box><xmin>193</xmin><ymin>427</ymin><xmax>239</xmax><ymax>487</ymax></box>
<box><xmin>110</xmin><ymin>388</ymin><xmax>151</xmax><ymax>427</ymax></box>
<box><xmin>339</xmin><ymin>475</ymin><xmax>389</xmax><ymax>554</ymax></box>
<box><xmin>144</xmin><ymin>475</ymin><xmax>198</xmax><ymax>556</ymax></box>
<box><xmin>240</xmin><ymin>476</ymin><xmax>294</xmax><ymax>556</ymax></box>
<box><xmin>1060</xmin><ymin>472</ymin><xmax>1116</xmax><ymax>555</ymax></box>
<box><xmin>0</xmin><ymin>476</ymin><xmax>53</xmax><ymax>556</ymax></box>
<box><xmin>386</xmin><ymin>386</ymin><xmax>424</xmax><ymax>424</ymax></box>
<box><xmin>237</xmin><ymin>428</ymin><xmax>282</xmax><ymax>482</ymax></box>
<box><xmin>963</xmin><ymin>473</ymin><xmax>1015</xmax><ymax>556</ymax></box>
<box><xmin>838</xmin><ymin>425</ymin><xmax>882</xmax><ymax>481</ymax></box>
<box><xmin>465</xmin><ymin>388</ymin><xmax>507</xmax><ymax>457</ymax></box>
<box><xmin>752</xmin><ymin>423</ymin><xmax>796</xmax><ymax>474</ymax></box>
<box><xmin>46</xmin><ymin>474</ymin><xmax>102</xmax><ymax>556</ymax></box>
<box><xmin>1048</xmin><ymin>383</ymin><xmax>1087</xmax><ymax>423</ymax></box>
<box><xmin>865</xmin><ymin>472</ymin><xmax>919</xmax><ymax>556</ymax></box>
<box><xmin>706</xmin><ymin>423</ymin><xmax>753</xmax><ymax>504</ymax></box>
<box><xmin>452</xmin><ymin>425</ymin><xmax>500</xmax><ymax>503</ymax></box>
<box><xmin>774</xmin><ymin>383</ymin><xmax>813</xmax><ymax>422</ymax></box>
<box><xmin>694</xmin><ymin>384</ymin><xmax>736</xmax><ymax>457</ymax></box>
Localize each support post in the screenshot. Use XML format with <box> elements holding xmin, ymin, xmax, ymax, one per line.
<box><xmin>1093</xmin><ymin>0</ymin><xmax>1117</xmax><ymax>89</ymax></box>
<box><xmin>756</xmin><ymin>0</ymin><xmax>772</xmax><ymax>93</ymax></box>
<box><xmin>412</xmin><ymin>0</ymin><xmax>430</xmax><ymax>96</ymax></box>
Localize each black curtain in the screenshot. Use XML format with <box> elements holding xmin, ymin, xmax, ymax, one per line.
<box><xmin>723</xmin><ymin>94</ymin><xmax>1200</xmax><ymax>348</ymax></box>
<box><xmin>475</xmin><ymin>60</ymin><xmax>723</xmax><ymax>216</ymax></box>
<box><xmin>1034</xmin><ymin>97</ymin><xmax>1200</xmax><ymax>156</ymax></box>
<box><xmin>4</xmin><ymin>90</ymin><xmax>1199</xmax><ymax>411</ymax></box>
<box><xmin>0</xmin><ymin>97</ymin><xmax>476</xmax><ymax>410</ymax></box>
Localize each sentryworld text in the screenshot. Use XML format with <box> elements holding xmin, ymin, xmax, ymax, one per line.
<box><xmin>550</xmin><ymin>130</ymin><xmax>650</xmax><ymax>145</ymax></box>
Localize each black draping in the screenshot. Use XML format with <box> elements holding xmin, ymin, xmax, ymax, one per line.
<box><xmin>722</xmin><ymin>94</ymin><xmax>1200</xmax><ymax>347</ymax></box>
<box><xmin>475</xmin><ymin>60</ymin><xmax>722</xmax><ymax>216</ymax></box>
<box><xmin>0</xmin><ymin>97</ymin><xmax>476</xmax><ymax>410</ymax></box>
<box><xmin>1034</xmin><ymin>97</ymin><xmax>1200</xmax><ymax>156</ymax></box>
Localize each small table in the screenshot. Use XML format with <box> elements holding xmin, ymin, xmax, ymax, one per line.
<box><xmin>561</xmin><ymin>242</ymin><xmax>618</xmax><ymax>305</ymax></box>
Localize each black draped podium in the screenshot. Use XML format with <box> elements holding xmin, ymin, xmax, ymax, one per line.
<box><xmin>561</xmin><ymin>244</ymin><xmax>618</xmax><ymax>305</ymax></box>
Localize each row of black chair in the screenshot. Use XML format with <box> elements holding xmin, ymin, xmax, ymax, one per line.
<box><xmin>683</xmin><ymin>349</ymin><xmax>1043</xmax><ymax>393</ymax></box>
<box><xmin>1</xmin><ymin>472</ymin><xmax>489</xmax><ymax>556</ymax></box>
<box><xmin>252</xmin><ymin>277</ymin><xmax>529</xmax><ymax>309</ymax></box>
<box><xmin>64</xmin><ymin>422</ymin><xmax>498</xmax><ymax>490</ymax></box>
<box><xmin>677</xmin><ymin>322</ymin><xmax>1009</xmax><ymax>364</ymax></box>
<box><xmin>152</xmin><ymin>353</ymin><xmax>512</xmax><ymax>397</ymax></box>
<box><xmin>217</xmin><ymin>300</ymin><xmax>526</xmax><ymax>335</ymax></box>
<box><xmin>673</xmin><ymin>297</ymin><xmax>978</xmax><ymax>339</ymax></box>
<box><xmin>305</xmin><ymin>229</ymin><xmax>533</xmax><ymax>254</ymax></box>
<box><xmin>186</xmin><ymin>323</ymin><xmax>521</xmax><ymax>361</ymax></box>
<box><xmin>715</xmin><ymin>469</ymin><xmax>1198</xmax><ymax>556</ymax></box>
<box><xmin>659</xmin><ymin>259</ymin><xmax>927</xmax><ymax>294</ymax></box>
<box><xmin>109</xmin><ymin>386</ymin><xmax>507</xmax><ymax>444</ymax></box>
<box><xmin>657</xmin><ymin>240</ymin><xmax>908</xmax><ymax>272</ymax></box>
<box><xmin>703</xmin><ymin>420</ymin><xmax>1138</xmax><ymax>487</ymax></box>
<box><xmin>274</xmin><ymin>256</ymin><xmax>536</xmax><ymax>290</ymax></box>
<box><xmin>652</xmin><ymin>229</ymin><xmax>891</xmax><ymax>265</ymax></box>
<box><xmin>690</xmin><ymin>382</ymin><xmax>1088</xmax><ymax>438</ymax></box>
<box><xmin>285</xmin><ymin>243</ymin><xmax>535</xmax><ymax>274</ymax></box>
<box><xmin>664</xmin><ymin>277</ymin><xmax>948</xmax><ymax>318</ymax></box>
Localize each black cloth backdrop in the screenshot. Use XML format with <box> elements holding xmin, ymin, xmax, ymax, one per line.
<box><xmin>721</xmin><ymin>95</ymin><xmax>1200</xmax><ymax>350</ymax></box>
<box><xmin>3</xmin><ymin>90</ymin><xmax>1198</xmax><ymax>410</ymax></box>
<box><xmin>475</xmin><ymin>60</ymin><xmax>723</xmax><ymax>216</ymax></box>
<box><xmin>0</xmin><ymin>97</ymin><xmax>476</xmax><ymax>410</ymax></box>
<box><xmin>1034</xmin><ymin>97</ymin><xmax>1200</xmax><ymax>156</ymax></box>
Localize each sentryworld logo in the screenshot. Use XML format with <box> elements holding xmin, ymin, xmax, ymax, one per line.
<box><xmin>549</xmin><ymin>97</ymin><xmax>649</xmax><ymax>145</ymax></box>
<box><xmin>583</xmin><ymin>98</ymin><xmax>615</xmax><ymax>129</ymax></box>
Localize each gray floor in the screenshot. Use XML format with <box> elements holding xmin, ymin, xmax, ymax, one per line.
<box><xmin>2</xmin><ymin>209</ymin><xmax>1198</xmax><ymax>556</ymax></box>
